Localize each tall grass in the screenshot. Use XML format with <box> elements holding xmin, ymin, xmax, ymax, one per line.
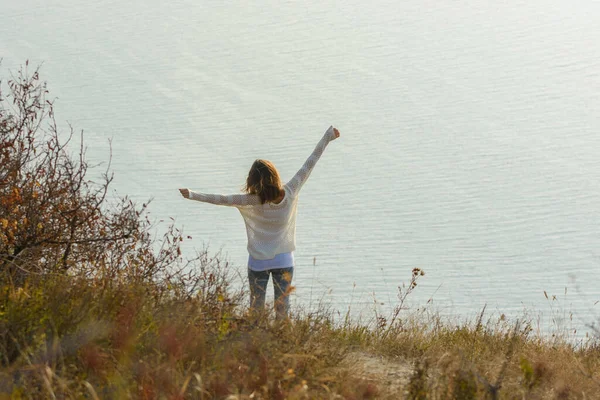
<box><xmin>0</xmin><ymin>257</ymin><xmax>385</xmax><ymax>399</ymax></box>
<box><xmin>3</xmin><ymin>262</ymin><xmax>600</xmax><ymax>398</ymax></box>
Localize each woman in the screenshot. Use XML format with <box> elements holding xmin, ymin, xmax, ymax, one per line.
<box><xmin>179</xmin><ymin>125</ymin><xmax>340</xmax><ymax>318</ymax></box>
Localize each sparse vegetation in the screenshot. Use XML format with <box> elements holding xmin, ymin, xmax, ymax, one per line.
<box><xmin>2</xmin><ymin>64</ymin><xmax>600</xmax><ymax>399</ymax></box>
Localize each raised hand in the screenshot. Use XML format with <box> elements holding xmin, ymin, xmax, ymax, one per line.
<box><xmin>179</xmin><ymin>188</ymin><xmax>190</xmax><ymax>199</ymax></box>
<box><xmin>333</xmin><ymin>127</ymin><xmax>341</xmax><ymax>139</ymax></box>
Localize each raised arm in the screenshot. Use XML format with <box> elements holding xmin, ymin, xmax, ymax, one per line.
<box><xmin>179</xmin><ymin>189</ymin><xmax>260</xmax><ymax>207</ymax></box>
<box><xmin>285</xmin><ymin>126</ymin><xmax>340</xmax><ymax>196</ymax></box>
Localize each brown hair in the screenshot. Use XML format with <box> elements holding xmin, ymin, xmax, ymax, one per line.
<box><xmin>243</xmin><ymin>159</ymin><xmax>284</xmax><ymax>204</ymax></box>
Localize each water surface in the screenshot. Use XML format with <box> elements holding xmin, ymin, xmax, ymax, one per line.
<box><xmin>2</xmin><ymin>0</ymin><xmax>600</xmax><ymax>332</ymax></box>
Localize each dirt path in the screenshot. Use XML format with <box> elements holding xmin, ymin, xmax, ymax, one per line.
<box><xmin>345</xmin><ymin>351</ymin><xmax>414</xmax><ymax>394</ymax></box>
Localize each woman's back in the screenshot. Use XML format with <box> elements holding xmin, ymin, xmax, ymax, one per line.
<box><xmin>238</xmin><ymin>185</ymin><xmax>299</xmax><ymax>259</ymax></box>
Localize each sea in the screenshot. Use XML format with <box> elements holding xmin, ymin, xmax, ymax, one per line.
<box><xmin>2</xmin><ymin>0</ymin><xmax>600</xmax><ymax>336</ymax></box>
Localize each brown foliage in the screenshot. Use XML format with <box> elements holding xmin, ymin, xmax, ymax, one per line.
<box><xmin>0</xmin><ymin>63</ymin><xmax>149</xmax><ymax>284</ymax></box>
<box><xmin>0</xmin><ymin>63</ymin><xmax>214</xmax><ymax>366</ymax></box>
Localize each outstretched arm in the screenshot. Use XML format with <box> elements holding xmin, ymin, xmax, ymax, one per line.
<box><xmin>179</xmin><ymin>188</ymin><xmax>260</xmax><ymax>207</ymax></box>
<box><xmin>285</xmin><ymin>126</ymin><xmax>340</xmax><ymax>196</ymax></box>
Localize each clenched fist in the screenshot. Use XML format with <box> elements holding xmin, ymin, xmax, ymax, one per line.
<box><xmin>179</xmin><ymin>188</ymin><xmax>190</xmax><ymax>199</ymax></box>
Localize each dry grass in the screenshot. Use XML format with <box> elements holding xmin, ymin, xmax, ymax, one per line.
<box><xmin>342</xmin><ymin>298</ymin><xmax>600</xmax><ymax>399</ymax></box>
<box><xmin>0</xmin><ymin>262</ymin><xmax>379</xmax><ymax>399</ymax></box>
<box><xmin>2</xmin><ymin>266</ymin><xmax>600</xmax><ymax>399</ymax></box>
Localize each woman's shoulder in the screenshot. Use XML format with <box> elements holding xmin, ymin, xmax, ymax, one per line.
<box><xmin>281</xmin><ymin>184</ymin><xmax>299</xmax><ymax>200</ymax></box>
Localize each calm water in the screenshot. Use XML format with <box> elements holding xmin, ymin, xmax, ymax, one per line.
<box><xmin>2</xmin><ymin>0</ymin><xmax>600</xmax><ymax>332</ymax></box>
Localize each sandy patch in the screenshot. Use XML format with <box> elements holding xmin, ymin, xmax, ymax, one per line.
<box><xmin>345</xmin><ymin>351</ymin><xmax>413</xmax><ymax>394</ymax></box>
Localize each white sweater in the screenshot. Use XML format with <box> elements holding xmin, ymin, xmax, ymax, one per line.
<box><xmin>187</xmin><ymin>126</ymin><xmax>337</xmax><ymax>260</ymax></box>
